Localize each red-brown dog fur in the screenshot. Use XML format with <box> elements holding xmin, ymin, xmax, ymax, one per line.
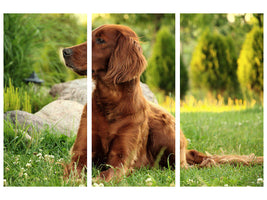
<box><xmin>63</xmin><ymin>24</ymin><xmax>263</xmax><ymax>182</ymax></box>
<box><xmin>92</xmin><ymin>25</ymin><xmax>175</xmax><ymax>181</ymax></box>
<box><xmin>63</xmin><ymin>42</ymin><xmax>87</xmax><ymax>176</ymax></box>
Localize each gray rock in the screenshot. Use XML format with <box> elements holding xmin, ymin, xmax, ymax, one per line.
<box><xmin>50</xmin><ymin>78</ymin><xmax>87</xmax><ymax>105</ymax></box>
<box><xmin>4</xmin><ymin>100</ymin><xmax>84</xmax><ymax>136</ymax></box>
<box><xmin>4</xmin><ymin>110</ymin><xmax>47</xmax><ymax>134</ymax></box>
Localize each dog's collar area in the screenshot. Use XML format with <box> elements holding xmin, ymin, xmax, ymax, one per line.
<box><xmin>92</xmin><ymin>68</ymin><xmax>107</xmax><ymax>75</ymax></box>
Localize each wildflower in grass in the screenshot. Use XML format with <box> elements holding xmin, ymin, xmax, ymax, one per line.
<box><xmin>24</xmin><ymin>173</ymin><xmax>28</xmax><ymax>178</ymax></box>
<box><xmin>13</xmin><ymin>155</ymin><xmax>20</xmax><ymax>165</ymax></box>
<box><xmin>224</xmin><ymin>184</ymin><xmax>229</xmax><ymax>187</ymax></box>
<box><xmin>187</xmin><ymin>179</ymin><xmax>194</xmax><ymax>184</ymax></box>
<box><xmin>145</xmin><ymin>177</ymin><xmax>153</xmax><ymax>186</ymax></box>
<box><xmin>257</xmin><ymin>178</ymin><xmax>263</xmax><ymax>184</ymax></box>
<box><xmin>26</xmin><ymin>163</ymin><xmax>32</xmax><ymax>168</ymax></box>
<box><xmin>93</xmin><ymin>183</ymin><xmax>104</xmax><ymax>187</ymax></box>
<box><xmin>13</xmin><ymin>161</ymin><xmax>18</xmax><ymax>165</ymax></box>
<box><xmin>170</xmin><ymin>182</ymin><xmax>175</xmax><ymax>187</ymax></box>
<box><xmin>36</xmin><ymin>152</ymin><xmax>43</xmax><ymax>160</ymax></box>
<box><xmin>44</xmin><ymin>154</ymin><xmax>55</xmax><ymax>163</ymax></box>
<box><xmin>3</xmin><ymin>179</ymin><xmax>7</xmax><ymax>186</ymax></box>
<box><xmin>19</xmin><ymin>168</ymin><xmax>25</xmax><ymax>177</ymax></box>
<box><xmin>79</xmin><ymin>184</ymin><xmax>86</xmax><ymax>187</ymax></box>
<box><xmin>186</xmin><ymin>138</ymin><xmax>191</xmax><ymax>144</ymax></box>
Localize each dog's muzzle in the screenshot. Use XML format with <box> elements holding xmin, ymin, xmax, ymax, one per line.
<box><xmin>63</xmin><ymin>48</ymin><xmax>73</xmax><ymax>58</ymax></box>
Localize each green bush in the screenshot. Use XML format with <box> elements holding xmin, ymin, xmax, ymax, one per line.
<box><xmin>190</xmin><ymin>31</ymin><xmax>238</xmax><ymax>97</ymax></box>
<box><xmin>20</xmin><ymin>84</ymin><xmax>55</xmax><ymax>113</ymax></box>
<box><xmin>4</xmin><ymin>14</ymin><xmax>86</xmax><ymax>88</ymax></box>
<box><xmin>4</xmin><ymin>14</ymin><xmax>40</xmax><ymax>88</ymax></box>
<box><xmin>4</xmin><ymin>79</ymin><xmax>32</xmax><ymax>113</ymax></box>
<box><xmin>4</xmin><ymin>78</ymin><xmax>55</xmax><ymax>113</ymax></box>
<box><xmin>180</xmin><ymin>55</ymin><xmax>188</xmax><ymax>99</ymax></box>
<box><xmin>237</xmin><ymin>26</ymin><xmax>263</xmax><ymax>101</ymax></box>
<box><xmin>146</xmin><ymin>26</ymin><xmax>175</xmax><ymax>94</ymax></box>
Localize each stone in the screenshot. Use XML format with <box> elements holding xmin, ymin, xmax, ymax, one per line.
<box><xmin>50</xmin><ymin>78</ymin><xmax>87</xmax><ymax>105</ymax></box>
<box><xmin>34</xmin><ymin>100</ymin><xmax>84</xmax><ymax>136</ymax></box>
<box><xmin>4</xmin><ymin>110</ymin><xmax>47</xmax><ymax>134</ymax></box>
<box><xmin>4</xmin><ymin>100</ymin><xmax>84</xmax><ymax>136</ymax></box>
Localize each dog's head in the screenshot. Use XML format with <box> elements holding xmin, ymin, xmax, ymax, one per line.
<box><xmin>63</xmin><ymin>42</ymin><xmax>87</xmax><ymax>76</ymax></box>
<box><xmin>92</xmin><ymin>24</ymin><xmax>147</xmax><ymax>84</ymax></box>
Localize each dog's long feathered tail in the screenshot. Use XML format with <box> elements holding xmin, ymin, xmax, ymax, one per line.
<box><xmin>186</xmin><ymin>149</ymin><xmax>263</xmax><ymax>167</ymax></box>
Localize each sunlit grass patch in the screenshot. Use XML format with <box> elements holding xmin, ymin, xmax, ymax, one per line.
<box><xmin>92</xmin><ymin>166</ymin><xmax>175</xmax><ymax>187</ymax></box>
<box><xmin>180</xmin><ymin>95</ymin><xmax>257</xmax><ymax>113</ymax></box>
<box><xmin>3</xmin><ymin>117</ymin><xmax>85</xmax><ymax>186</ymax></box>
<box><xmin>180</xmin><ymin>107</ymin><xmax>263</xmax><ymax>186</ymax></box>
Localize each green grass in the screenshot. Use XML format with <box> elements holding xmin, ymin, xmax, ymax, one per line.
<box><xmin>3</xmin><ymin>118</ymin><xmax>86</xmax><ymax>187</ymax></box>
<box><xmin>180</xmin><ymin>106</ymin><xmax>263</xmax><ymax>186</ymax></box>
<box><xmin>92</xmin><ymin>166</ymin><xmax>175</xmax><ymax>187</ymax></box>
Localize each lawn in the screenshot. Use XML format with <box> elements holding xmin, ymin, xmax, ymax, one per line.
<box><xmin>3</xmin><ymin>116</ymin><xmax>174</xmax><ymax>187</ymax></box>
<box><xmin>4</xmin><ymin>106</ymin><xmax>262</xmax><ymax>187</ymax></box>
<box><xmin>92</xmin><ymin>166</ymin><xmax>175</xmax><ymax>187</ymax></box>
<box><xmin>3</xmin><ymin>119</ymin><xmax>86</xmax><ymax>187</ymax></box>
<box><xmin>180</xmin><ymin>106</ymin><xmax>264</xmax><ymax>186</ymax></box>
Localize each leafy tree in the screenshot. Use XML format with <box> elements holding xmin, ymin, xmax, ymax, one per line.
<box><xmin>4</xmin><ymin>14</ymin><xmax>86</xmax><ymax>88</ymax></box>
<box><xmin>4</xmin><ymin>14</ymin><xmax>40</xmax><ymax>87</ymax></box>
<box><xmin>190</xmin><ymin>30</ymin><xmax>238</xmax><ymax>97</ymax></box>
<box><xmin>237</xmin><ymin>26</ymin><xmax>263</xmax><ymax>100</ymax></box>
<box><xmin>146</xmin><ymin>26</ymin><xmax>175</xmax><ymax>94</ymax></box>
<box><xmin>180</xmin><ymin>55</ymin><xmax>188</xmax><ymax>99</ymax></box>
<box><xmin>180</xmin><ymin>14</ymin><xmax>255</xmax><ymax>70</ymax></box>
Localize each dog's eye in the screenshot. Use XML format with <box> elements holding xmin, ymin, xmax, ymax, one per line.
<box><xmin>96</xmin><ymin>38</ymin><xmax>106</xmax><ymax>44</ymax></box>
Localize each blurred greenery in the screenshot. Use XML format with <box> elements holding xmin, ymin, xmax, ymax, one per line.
<box><xmin>4</xmin><ymin>13</ymin><xmax>86</xmax><ymax>114</ymax></box>
<box><xmin>4</xmin><ymin>13</ymin><xmax>87</xmax><ymax>88</ymax></box>
<box><xmin>180</xmin><ymin>55</ymin><xmax>188</xmax><ymax>99</ymax></box>
<box><xmin>237</xmin><ymin>26</ymin><xmax>263</xmax><ymax>102</ymax></box>
<box><xmin>146</xmin><ymin>26</ymin><xmax>175</xmax><ymax>94</ymax></box>
<box><xmin>180</xmin><ymin>13</ymin><xmax>263</xmax><ymax>102</ymax></box>
<box><xmin>4</xmin><ymin>78</ymin><xmax>32</xmax><ymax>113</ymax></box>
<box><xmin>190</xmin><ymin>30</ymin><xmax>238</xmax><ymax>98</ymax></box>
<box><xmin>92</xmin><ymin>13</ymin><xmax>175</xmax><ymax>95</ymax></box>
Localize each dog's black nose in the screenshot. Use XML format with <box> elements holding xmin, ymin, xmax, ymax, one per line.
<box><xmin>63</xmin><ymin>48</ymin><xmax>73</xmax><ymax>57</ymax></box>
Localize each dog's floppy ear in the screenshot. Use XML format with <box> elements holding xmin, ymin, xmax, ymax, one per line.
<box><xmin>105</xmin><ymin>33</ymin><xmax>147</xmax><ymax>84</ymax></box>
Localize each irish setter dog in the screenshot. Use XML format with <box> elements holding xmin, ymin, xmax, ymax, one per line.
<box><xmin>91</xmin><ymin>24</ymin><xmax>175</xmax><ymax>182</ymax></box>
<box><xmin>63</xmin><ymin>24</ymin><xmax>263</xmax><ymax>182</ymax></box>
<box><xmin>63</xmin><ymin>42</ymin><xmax>87</xmax><ymax>176</ymax></box>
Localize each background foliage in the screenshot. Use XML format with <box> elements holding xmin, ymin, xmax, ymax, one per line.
<box><xmin>180</xmin><ymin>13</ymin><xmax>263</xmax><ymax>102</ymax></box>
<box><xmin>237</xmin><ymin>26</ymin><xmax>263</xmax><ymax>102</ymax></box>
<box><xmin>4</xmin><ymin>13</ymin><xmax>86</xmax><ymax>113</ymax></box>
<box><xmin>4</xmin><ymin>14</ymin><xmax>87</xmax><ymax>88</ymax></box>
<box><xmin>190</xmin><ymin>30</ymin><xmax>238</xmax><ymax>98</ymax></box>
<box><xmin>146</xmin><ymin>26</ymin><xmax>175</xmax><ymax>94</ymax></box>
<box><xmin>180</xmin><ymin>55</ymin><xmax>188</xmax><ymax>99</ymax></box>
